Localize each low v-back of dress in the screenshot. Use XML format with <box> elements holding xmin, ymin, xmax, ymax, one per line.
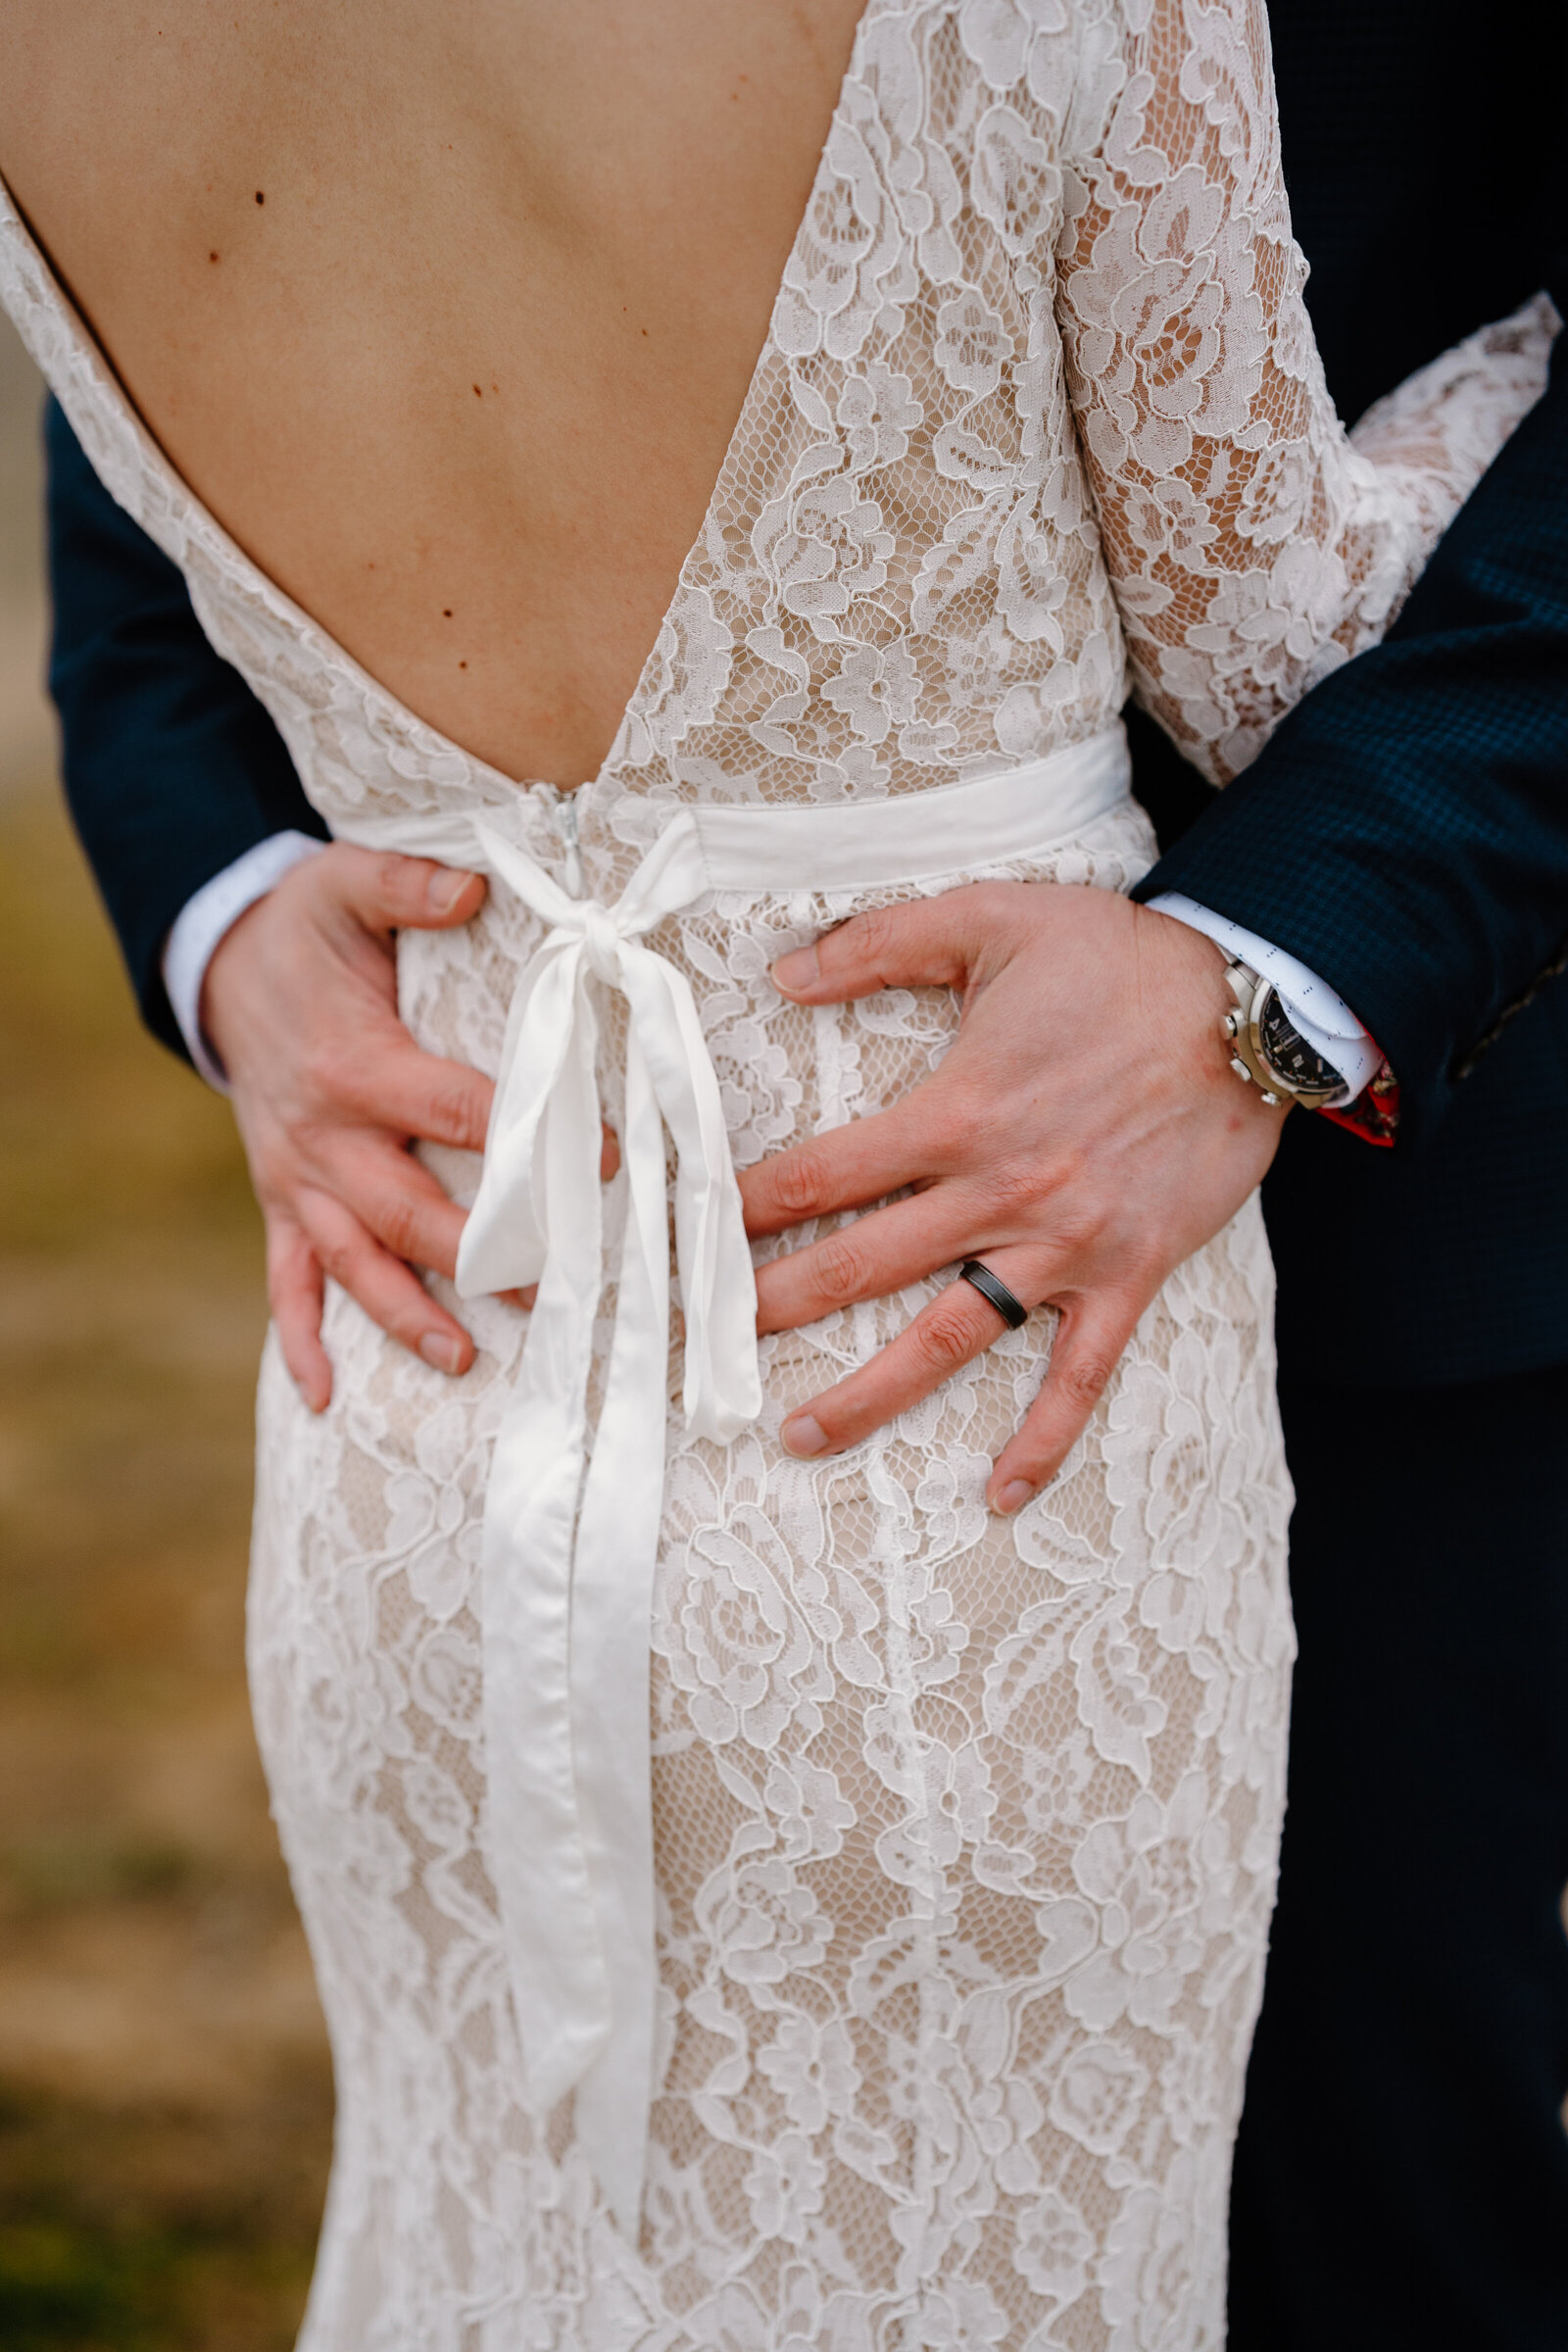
<box><xmin>3</xmin><ymin>2</ymin><xmax>1555</xmax><ymax>2343</ymax></box>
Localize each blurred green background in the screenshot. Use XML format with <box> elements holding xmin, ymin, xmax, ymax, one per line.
<box><xmin>0</xmin><ymin>316</ymin><xmax>330</xmax><ymax>2346</ymax></box>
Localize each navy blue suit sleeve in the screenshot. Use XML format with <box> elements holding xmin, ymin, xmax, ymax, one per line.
<box><xmin>1133</xmin><ymin>323</ymin><xmax>1568</xmax><ymax>1152</ymax></box>
<box><xmin>44</xmin><ymin>398</ymin><xmax>326</xmax><ymax>1062</ymax></box>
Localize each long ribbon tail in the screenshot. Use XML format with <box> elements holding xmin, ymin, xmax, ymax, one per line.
<box><xmin>458</xmin><ymin>826</ymin><xmax>594</xmax><ymax>1299</ymax></box>
<box><xmin>568</xmin><ymin>1021</ymin><xmax>670</xmax><ymax>2235</ymax></box>
<box><xmin>617</xmin><ymin>942</ymin><xmax>760</xmax><ymax>1441</ymax></box>
<box><xmin>457</xmin><ymin>933</ymin><xmax>582</xmax><ymax>1296</ymax></box>
<box><xmin>456</xmin><ymin>812</ymin><xmax>762</xmax><ymax>2227</ymax></box>
<box><xmin>480</xmin><ymin>966</ymin><xmax>612</xmax><ymax>2114</ymax></box>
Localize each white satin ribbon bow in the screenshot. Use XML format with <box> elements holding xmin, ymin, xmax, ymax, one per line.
<box><xmin>455</xmin><ymin>810</ymin><xmax>760</xmax><ymax>2233</ymax></box>
<box><xmin>331</xmin><ymin>724</ymin><xmax>1133</xmax><ymax>2233</ymax></box>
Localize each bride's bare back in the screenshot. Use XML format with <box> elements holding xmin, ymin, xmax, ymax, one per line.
<box><xmin>0</xmin><ymin>0</ymin><xmax>863</xmax><ymax>782</ymax></box>
<box><xmin>4</xmin><ymin>6</ymin><xmax>1558</xmax><ymax>2336</ymax></box>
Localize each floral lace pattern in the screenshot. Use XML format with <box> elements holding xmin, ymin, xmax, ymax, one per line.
<box><xmin>1</xmin><ymin>1</ymin><xmax>1555</xmax><ymax>2345</ymax></box>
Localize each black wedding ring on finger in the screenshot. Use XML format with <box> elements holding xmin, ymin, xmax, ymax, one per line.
<box><xmin>956</xmin><ymin>1258</ymin><xmax>1028</xmax><ymax>1330</ymax></box>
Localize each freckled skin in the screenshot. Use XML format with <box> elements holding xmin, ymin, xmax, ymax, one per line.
<box><xmin>0</xmin><ymin>0</ymin><xmax>865</xmax><ymax>784</ymax></box>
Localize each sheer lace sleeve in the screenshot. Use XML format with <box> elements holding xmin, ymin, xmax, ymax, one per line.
<box><xmin>1050</xmin><ymin>0</ymin><xmax>1559</xmax><ymax>782</ymax></box>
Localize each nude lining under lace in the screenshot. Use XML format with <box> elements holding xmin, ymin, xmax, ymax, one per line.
<box><xmin>0</xmin><ymin>1</ymin><xmax>1554</xmax><ymax>2344</ymax></box>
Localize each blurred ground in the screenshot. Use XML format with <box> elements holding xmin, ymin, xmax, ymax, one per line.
<box><xmin>0</xmin><ymin>314</ymin><xmax>331</xmax><ymax>2347</ymax></box>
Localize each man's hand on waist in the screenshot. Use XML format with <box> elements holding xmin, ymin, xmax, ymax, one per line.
<box><xmin>739</xmin><ymin>882</ymin><xmax>1289</xmax><ymax>1513</ymax></box>
<box><xmin>201</xmin><ymin>844</ymin><xmax>494</xmax><ymax>1410</ymax></box>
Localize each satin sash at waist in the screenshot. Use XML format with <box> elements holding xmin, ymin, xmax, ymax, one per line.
<box><xmin>329</xmin><ymin>723</ymin><xmax>1133</xmax><ymax>2230</ymax></box>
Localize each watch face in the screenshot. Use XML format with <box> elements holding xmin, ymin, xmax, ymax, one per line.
<box><xmin>1257</xmin><ymin>990</ymin><xmax>1340</xmax><ymax>1098</ymax></box>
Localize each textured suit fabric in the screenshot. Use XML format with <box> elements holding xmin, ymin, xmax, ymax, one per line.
<box><xmin>1137</xmin><ymin>346</ymin><xmax>1568</xmax><ymax>1141</ymax></box>
<box><xmin>1132</xmin><ymin>0</ymin><xmax>1568</xmax><ymax>1386</ymax></box>
<box><xmin>43</xmin><ymin>399</ymin><xmax>326</xmax><ymax>1059</ymax></box>
<box><xmin>1136</xmin><ymin>12</ymin><xmax>1568</xmax><ymax>2344</ymax></box>
<box><xmin>1263</xmin><ymin>0</ymin><xmax>1564</xmax><ymax>432</ymax></box>
<box><xmin>1225</xmin><ymin>1370</ymin><xmax>1568</xmax><ymax>2352</ymax></box>
<box><xmin>1136</xmin><ymin>349</ymin><xmax>1568</xmax><ymax>1385</ymax></box>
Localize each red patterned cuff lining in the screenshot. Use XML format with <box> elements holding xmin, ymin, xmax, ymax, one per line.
<box><xmin>1316</xmin><ymin>1057</ymin><xmax>1398</xmax><ymax>1147</ymax></box>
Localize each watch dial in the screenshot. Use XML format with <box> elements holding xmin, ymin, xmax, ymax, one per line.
<box><xmin>1258</xmin><ymin>991</ymin><xmax>1341</xmax><ymax>1097</ymax></box>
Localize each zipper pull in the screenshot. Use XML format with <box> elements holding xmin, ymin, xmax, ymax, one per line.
<box><xmin>552</xmin><ymin>788</ymin><xmax>585</xmax><ymax>900</ymax></box>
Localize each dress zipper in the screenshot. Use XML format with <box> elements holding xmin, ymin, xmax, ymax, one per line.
<box><xmin>551</xmin><ymin>787</ymin><xmax>585</xmax><ymax>900</ymax></box>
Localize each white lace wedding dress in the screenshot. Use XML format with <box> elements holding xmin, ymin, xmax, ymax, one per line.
<box><xmin>2</xmin><ymin>3</ymin><xmax>1556</xmax><ymax>2344</ymax></box>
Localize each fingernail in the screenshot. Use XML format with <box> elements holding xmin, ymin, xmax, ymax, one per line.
<box><xmin>428</xmin><ymin>869</ymin><xmax>472</xmax><ymax>914</ymax></box>
<box><xmin>781</xmin><ymin>1413</ymin><xmax>829</xmax><ymax>1458</ymax></box>
<box><xmin>418</xmin><ymin>1332</ymin><xmax>465</xmax><ymax>1375</ymax></box>
<box><xmin>994</xmin><ymin>1479</ymin><xmax>1035</xmax><ymax>1515</ymax></box>
<box><xmin>771</xmin><ymin>943</ymin><xmax>819</xmax><ymax>994</ymax></box>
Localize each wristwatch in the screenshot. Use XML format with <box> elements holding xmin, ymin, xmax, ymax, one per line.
<box><xmin>1221</xmin><ymin>959</ymin><xmax>1346</xmax><ymax>1110</ymax></box>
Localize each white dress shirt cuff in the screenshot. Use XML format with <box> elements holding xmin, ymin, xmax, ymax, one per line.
<box><xmin>163</xmin><ymin>831</ymin><xmax>327</xmax><ymax>1091</ymax></box>
<box><xmin>1147</xmin><ymin>892</ymin><xmax>1384</xmax><ymax>1105</ymax></box>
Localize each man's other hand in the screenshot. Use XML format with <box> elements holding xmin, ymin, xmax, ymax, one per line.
<box><xmin>202</xmin><ymin>845</ymin><xmax>494</xmax><ymax>1411</ymax></box>
<box><xmin>741</xmin><ymin>884</ymin><xmax>1288</xmax><ymax>1513</ymax></box>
